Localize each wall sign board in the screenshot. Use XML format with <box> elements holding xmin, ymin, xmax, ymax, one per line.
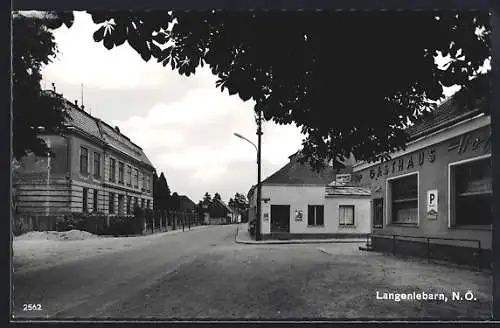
<box><xmin>427</xmin><ymin>189</ymin><xmax>438</xmax><ymax>220</ymax></box>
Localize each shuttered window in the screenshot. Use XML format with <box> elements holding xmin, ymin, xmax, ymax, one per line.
<box><xmin>308</xmin><ymin>205</ymin><xmax>324</xmax><ymax>226</ymax></box>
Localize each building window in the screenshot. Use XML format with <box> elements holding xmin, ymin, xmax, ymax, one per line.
<box><xmin>390</xmin><ymin>173</ymin><xmax>418</xmax><ymax>225</ymax></box>
<box><xmin>118</xmin><ymin>194</ymin><xmax>124</xmax><ymax>215</ymax></box>
<box><xmin>142</xmin><ymin>173</ymin><xmax>146</xmax><ymax>190</ymax></box>
<box><xmin>127</xmin><ymin>196</ymin><xmax>132</xmax><ymax>214</ymax></box>
<box><xmin>453</xmin><ymin>157</ymin><xmax>492</xmax><ymax>226</ymax></box>
<box><xmin>109</xmin><ymin>158</ymin><xmax>116</xmax><ymax>182</ymax></box>
<box><xmin>82</xmin><ymin>188</ymin><xmax>88</xmax><ymax>212</ymax></box>
<box><xmin>93</xmin><ymin>189</ymin><xmax>98</xmax><ymax>212</ymax></box>
<box><xmin>307</xmin><ymin>205</ymin><xmax>324</xmax><ymax>226</ymax></box>
<box><xmin>141</xmin><ymin>198</ymin><xmax>145</xmax><ymax>208</ymax></box>
<box><xmin>373</xmin><ymin>198</ymin><xmax>383</xmax><ymax>228</ymax></box>
<box><xmin>118</xmin><ymin>162</ymin><xmax>125</xmax><ymax>184</ymax></box>
<box><xmin>109</xmin><ymin>192</ymin><xmax>115</xmax><ymax>214</ymax></box>
<box><xmin>147</xmin><ymin>199</ymin><xmax>150</xmax><ymax>209</ymax></box>
<box><xmin>93</xmin><ymin>153</ymin><xmax>101</xmax><ymax>178</ymax></box>
<box><xmin>339</xmin><ymin>205</ymin><xmax>355</xmax><ymax>226</ymax></box>
<box><xmin>146</xmin><ymin>176</ymin><xmax>151</xmax><ymax>192</ymax></box>
<box><xmin>127</xmin><ymin>165</ymin><xmax>132</xmax><ymax>186</ymax></box>
<box><xmin>80</xmin><ymin>147</ymin><xmax>89</xmax><ymax>174</ymax></box>
<box><xmin>134</xmin><ymin>169</ymin><xmax>139</xmax><ymax>188</ymax></box>
<box><xmin>134</xmin><ymin>197</ymin><xmax>139</xmax><ymax>209</ymax></box>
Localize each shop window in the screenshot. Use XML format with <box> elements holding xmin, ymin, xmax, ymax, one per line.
<box><xmin>339</xmin><ymin>205</ymin><xmax>355</xmax><ymax>226</ymax></box>
<box><xmin>389</xmin><ymin>173</ymin><xmax>418</xmax><ymax>225</ymax></box>
<box><xmin>453</xmin><ymin>157</ymin><xmax>492</xmax><ymax>226</ymax></box>
<box><xmin>308</xmin><ymin>205</ymin><xmax>324</xmax><ymax>226</ymax></box>
<box><xmin>127</xmin><ymin>196</ymin><xmax>132</xmax><ymax>214</ymax></box>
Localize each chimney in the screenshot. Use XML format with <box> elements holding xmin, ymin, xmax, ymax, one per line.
<box><xmin>335</xmin><ymin>174</ymin><xmax>352</xmax><ymax>186</ymax></box>
<box><xmin>115</xmin><ymin>126</ymin><xmax>120</xmax><ymax>133</ymax></box>
<box><xmin>51</xmin><ymin>82</ymin><xmax>56</xmax><ymax>92</ymax></box>
<box><xmin>74</xmin><ymin>100</ymin><xmax>78</xmax><ymax>106</ymax></box>
<box><xmin>81</xmin><ymin>105</ymin><xmax>85</xmax><ymax>111</ymax></box>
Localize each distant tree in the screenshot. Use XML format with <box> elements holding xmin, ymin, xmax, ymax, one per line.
<box><xmin>202</xmin><ymin>192</ymin><xmax>212</xmax><ymax>206</ymax></box>
<box><xmin>228</xmin><ymin>197</ymin><xmax>235</xmax><ymax>210</ymax></box>
<box><xmin>233</xmin><ymin>192</ymin><xmax>249</xmax><ymax>216</ymax></box>
<box><xmin>170</xmin><ymin>192</ymin><xmax>181</xmax><ymax>211</ymax></box>
<box><xmin>157</xmin><ymin>172</ymin><xmax>170</xmax><ymax>211</ymax></box>
<box><xmin>12</xmin><ymin>11</ymin><xmax>74</xmax><ymax>160</ymax></box>
<box><xmin>90</xmin><ymin>10</ymin><xmax>490</xmax><ymax>170</ymax></box>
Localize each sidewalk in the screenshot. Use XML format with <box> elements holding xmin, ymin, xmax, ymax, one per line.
<box><xmin>234</xmin><ymin>224</ymin><xmax>367</xmax><ymax>244</ymax></box>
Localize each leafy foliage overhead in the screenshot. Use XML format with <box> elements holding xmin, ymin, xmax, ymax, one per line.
<box><xmin>12</xmin><ymin>11</ymin><xmax>75</xmax><ymax>160</ymax></box>
<box><xmin>89</xmin><ymin>10</ymin><xmax>490</xmax><ymax>169</ymax></box>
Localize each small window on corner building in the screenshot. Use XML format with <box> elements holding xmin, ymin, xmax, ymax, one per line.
<box><xmin>339</xmin><ymin>205</ymin><xmax>354</xmax><ymax>226</ymax></box>
<box><xmin>307</xmin><ymin>205</ymin><xmax>324</xmax><ymax>226</ymax></box>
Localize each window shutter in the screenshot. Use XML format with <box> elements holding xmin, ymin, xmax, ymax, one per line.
<box><xmin>317</xmin><ymin>206</ymin><xmax>324</xmax><ymax>225</ymax></box>
<box><xmin>347</xmin><ymin>206</ymin><xmax>354</xmax><ymax>225</ymax></box>
<box><xmin>308</xmin><ymin>205</ymin><xmax>314</xmax><ymax>225</ymax></box>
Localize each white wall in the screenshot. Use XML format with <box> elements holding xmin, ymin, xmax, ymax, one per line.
<box><xmin>260</xmin><ymin>185</ymin><xmax>326</xmax><ymax>234</ymax></box>
<box><xmin>258</xmin><ymin>185</ymin><xmax>371</xmax><ymax>235</ymax></box>
<box><xmin>324</xmin><ymin>196</ymin><xmax>371</xmax><ymax>234</ymax></box>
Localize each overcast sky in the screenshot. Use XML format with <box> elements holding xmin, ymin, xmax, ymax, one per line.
<box><xmin>40</xmin><ymin>11</ymin><xmax>466</xmax><ymax>204</ymax></box>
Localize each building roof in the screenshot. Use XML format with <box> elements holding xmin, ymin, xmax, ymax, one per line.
<box><xmin>405</xmin><ymin>94</ymin><xmax>485</xmax><ymax>140</ymax></box>
<box><xmin>262</xmin><ymin>151</ymin><xmax>349</xmax><ymax>185</ymax></box>
<box><xmin>211</xmin><ymin>198</ymin><xmax>233</xmax><ymax>213</ymax></box>
<box><xmin>179</xmin><ymin>195</ymin><xmax>196</xmax><ymax>207</ymax></box>
<box><xmin>325</xmin><ymin>186</ymin><xmax>371</xmax><ymax>197</ymax></box>
<box><xmin>45</xmin><ymin>90</ymin><xmax>155</xmax><ymax>170</ymax></box>
<box><xmin>352</xmin><ymin>76</ymin><xmax>488</xmax><ymax>170</ymax></box>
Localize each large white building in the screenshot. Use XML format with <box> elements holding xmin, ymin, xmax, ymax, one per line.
<box><xmin>13</xmin><ymin>91</ymin><xmax>155</xmax><ymax>223</ymax></box>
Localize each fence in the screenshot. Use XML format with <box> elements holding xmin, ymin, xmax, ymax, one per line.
<box><xmin>147</xmin><ymin>210</ymin><xmax>200</xmax><ymax>233</ymax></box>
<box><xmin>367</xmin><ymin>233</ymin><xmax>486</xmax><ymax>270</ymax></box>
<box><xmin>13</xmin><ymin>214</ymin><xmax>58</xmax><ymax>235</ymax></box>
<box><xmin>13</xmin><ymin>210</ymin><xmax>201</xmax><ymax>236</ymax></box>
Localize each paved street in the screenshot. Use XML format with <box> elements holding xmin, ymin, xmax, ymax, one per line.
<box><xmin>12</xmin><ymin>224</ymin><xmax>492</xmax><ymax>320</ymax></box>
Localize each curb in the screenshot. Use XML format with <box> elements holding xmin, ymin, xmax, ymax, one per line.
<box><xmin>234</xmin><ymin>225</ymin><xmax>366</xmax><ymax>245</ymax></box>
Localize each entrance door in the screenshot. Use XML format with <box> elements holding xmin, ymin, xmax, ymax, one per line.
<box><xmin>270</xmin><ymin>205</ymin><xmax>290</xmax><ymax>233</ymax></box>
<box><xmin>373</xmin><ymin>198</ymin><xmax>383</xmax><ymax>228</ymax></box>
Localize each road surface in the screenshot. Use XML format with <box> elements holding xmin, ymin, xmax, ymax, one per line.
<box><xmin>12</xmin><ymin>224</ymin><xmax>492</xmax><ymax>320</ymax></box>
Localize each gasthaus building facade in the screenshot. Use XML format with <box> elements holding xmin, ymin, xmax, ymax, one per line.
<box><xmin>352</xmin><ymin>88</ymin><xmax>491</xmax><ymax>267</ymax></box>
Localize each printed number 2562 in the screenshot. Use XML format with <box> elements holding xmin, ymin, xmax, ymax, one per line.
<box><xmin>23</xmin><ymin>304</ymin><xmax>42</xmax><ymax>311</ymax></box>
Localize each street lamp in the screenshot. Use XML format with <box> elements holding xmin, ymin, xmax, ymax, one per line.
<box><xmin>234</xmin><ymin>111</ymin><xmax>263</xmax><ymax>241</ymax></box>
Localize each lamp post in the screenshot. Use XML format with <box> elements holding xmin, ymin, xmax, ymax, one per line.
<box><xmin>234</xmin><ymin>110</ymin><xmax>263</xmax><ymax>241</ymax></box>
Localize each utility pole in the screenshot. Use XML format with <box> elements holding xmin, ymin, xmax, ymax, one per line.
<box><xmin>256</xmin><ymin>110</ymin><xmax>262</xmax><ymax>241</ymax></box>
